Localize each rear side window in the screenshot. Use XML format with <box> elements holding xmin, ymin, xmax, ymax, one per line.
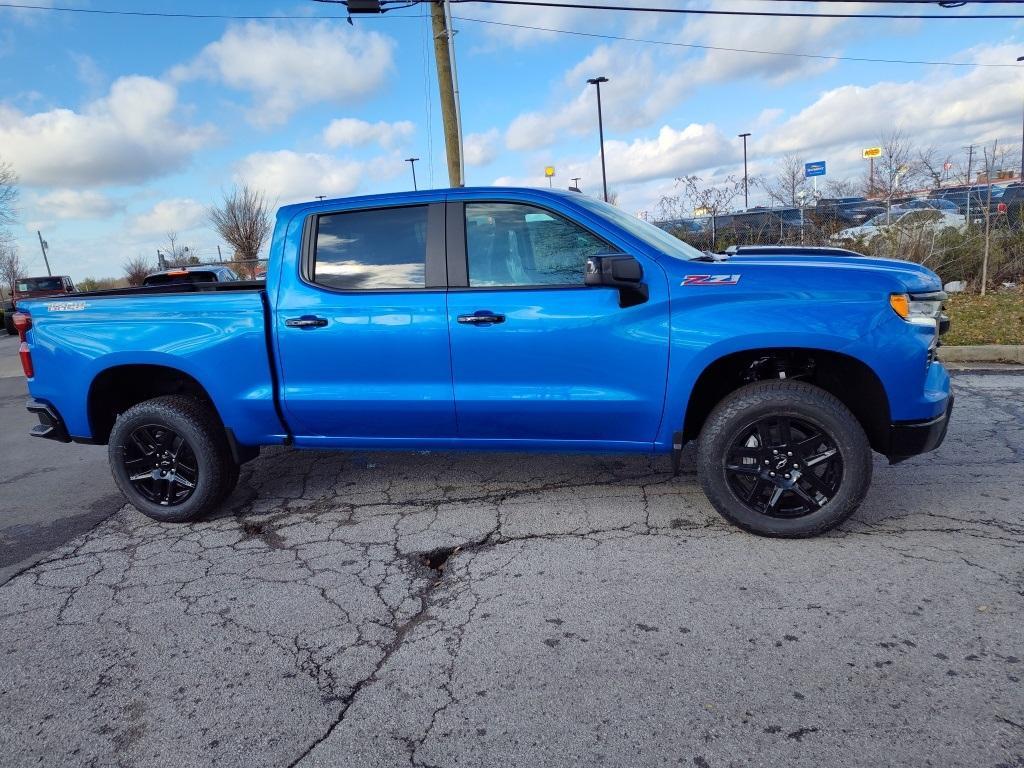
<box><xmin>313</xmin><ymin>206</ymin><xmax>428</xmax><ymax>290</ymax></box>
<box><xmin>464</xmin><ymin>202</ymin><xmax>610</xmax><ymax>287</ymax></box>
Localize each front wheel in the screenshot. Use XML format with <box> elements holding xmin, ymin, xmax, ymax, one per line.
<box><xmin>108</xmin><ymin>395</ymin><xmax>233</xmax><ymax>523</ymax></box>
<box><xmin>697</xmin><ymin>380</ymin><xmax>872</xmax><ymax>538</ymax></box>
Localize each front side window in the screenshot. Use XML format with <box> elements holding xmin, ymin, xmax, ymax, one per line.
<box><xmin>465</xmin><ymin>202</ymin><xmax>610</xmax><ymax>287</ymax></box>
<box><xmin>313</xmin><ymin>206</ymin><xmax>428</xmax><ymax>290</ymax></box>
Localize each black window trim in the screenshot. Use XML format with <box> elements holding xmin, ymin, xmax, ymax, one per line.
<box><xmin>300</xmin><ymin>201</ymin><xmax>447</xmax><ymax>295</ymax></box>
<box><xmin>447</xmin><ymin>198</ymin><xmax>617</xmax><ymax>291</ymax></box>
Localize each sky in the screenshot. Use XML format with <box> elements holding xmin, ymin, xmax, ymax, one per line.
<box><xmin>0</xmin><ymin>0</ymin><xmax>1022</xmax><ymax>280</ymax></box>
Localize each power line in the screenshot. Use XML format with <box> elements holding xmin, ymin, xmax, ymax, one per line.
<box><xmin>453</xmin><ymin>14</ymin><xmax>1024</xmax><ymax>67</ymax></box>
<box><xmin>5</xmin><ymin>0</ymin><xmax>1024</xmax><ymax>21</ymax></box>
<box><xmin>0</xmin><ymin>2</ymin><xmax>418</xmax><ymax>19</ymax></box>
<box><xmin>447</xmin><ymin>0</ymin><xmax>1024</xmax><ymax>19</ymax></box>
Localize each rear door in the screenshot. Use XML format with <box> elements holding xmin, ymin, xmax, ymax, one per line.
<box><xmin>444</xmin><ymin>198</ymin><xmax>669</xmax><ymax>447</ymax></box>
<box><xmin>275</xmin><ymin>199</ymin><xmax>456</xmax><ymax>443</ymax></box>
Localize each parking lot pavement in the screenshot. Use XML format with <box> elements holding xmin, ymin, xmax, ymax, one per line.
<box><xmin>0</xmin><ymin>371</ymin><xmax>1021</xmax><ymax>768</ymax></box>
<box><xmin>0</xmin><ymin>334</ymin><xmax>123</xmax><ymax>584</ymax></box>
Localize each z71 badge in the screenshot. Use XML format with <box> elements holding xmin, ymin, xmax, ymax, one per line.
<box><xmin>681</xmin><ymin>274</ymin><xmax>741</xmax><ymax>286</ymax></box>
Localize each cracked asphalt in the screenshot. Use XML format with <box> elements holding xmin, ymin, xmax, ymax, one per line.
<box><xmin>0</xmin><ymin>368</ymin><xmax>1022</xmax><ymax>767</ymax></box>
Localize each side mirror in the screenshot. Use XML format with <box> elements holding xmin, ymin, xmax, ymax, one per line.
<box><xmin>585</xmin><ymin>254</ymin><xmax>649</xmax><ymax>308</ymax></box>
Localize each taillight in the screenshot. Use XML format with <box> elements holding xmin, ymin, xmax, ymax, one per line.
<box><xmin>19</xmin><ymin>342</ymin><xmax>33</xmax><ymax>378</ymax></box>
<box><xmin>13</xmin><ymin>312</ymin><xmax>31</xmax><ymax>342</ymax></box>
<box><xmin>12</xmin><ymin>313</ymin><xmax>33</xmax><ymax>378</ymax></box>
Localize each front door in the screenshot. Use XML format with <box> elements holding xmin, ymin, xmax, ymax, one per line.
<box><xmin>276</xmin><ymin>201</ymin><xmax>456</xmax><ymax>443</ymax></box>
<box><xmin>445</xmin><ymin>200</ymin><xmax>669</xmax><ymax>448</ymax></box>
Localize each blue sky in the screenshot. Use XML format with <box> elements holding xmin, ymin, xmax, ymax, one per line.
<box><xmin>0</xmin><ymin>1</ymin><xmax>1020</xmax><ymax>279</ymax></box>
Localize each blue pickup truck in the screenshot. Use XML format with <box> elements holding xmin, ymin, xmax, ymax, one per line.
<box><xmin>13</xmin><ymin>187</ymin><xmax>952</xmax><ymax>537</ymax></box>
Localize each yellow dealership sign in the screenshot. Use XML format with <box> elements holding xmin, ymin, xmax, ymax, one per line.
<box><xmin>862</xmin><ymin>146</ymin><xmax>882</xmax><ymax>159</ymax></box>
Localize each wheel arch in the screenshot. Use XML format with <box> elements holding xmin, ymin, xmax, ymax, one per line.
<box><xmin>681</xmin><ymin>347</ymin><xmax>891</xmax><ymax>454</ymax></box>
<box><xmin>87</xmin><ymin>363</ymin><xmax>224</xmax><ymax>446</ymax></box>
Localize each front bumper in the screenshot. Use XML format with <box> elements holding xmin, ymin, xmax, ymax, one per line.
<box><xmin>27</xmin><ymin>399</ymin><xmax>72</xmax><ymax>443</ymax></box>
<box><xmin>887</xmin><ymin>394</ymin><xmax>954</xmax><ymax>463</ymax></box>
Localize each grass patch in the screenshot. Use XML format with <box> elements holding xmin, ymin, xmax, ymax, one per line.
<box><xmin>944</xmin><ymin>290</ymin><xmax>1024</xmax><ymax>346</ymax></box>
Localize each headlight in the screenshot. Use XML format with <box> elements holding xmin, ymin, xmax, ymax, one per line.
<box><xmin>890</xmin><ymin>291</ymin><xmax>946</xmax><ymax>327</ymax></box>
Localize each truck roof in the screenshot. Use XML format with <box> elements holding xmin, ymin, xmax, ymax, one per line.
<box><xmin>277</xmin><ymin>186</ymin><xmax>585</xmax><ymax>217</ymax></box>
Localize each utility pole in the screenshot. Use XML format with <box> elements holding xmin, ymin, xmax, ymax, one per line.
<box><xmin>406</xmin><ymin>157</ymin><xmax>420</xmax><ymax>190</ymax></box>
<box><xmin>738</xmin><ymin>132</ymin><xmax>751</xmax><ymax>210</ymax></box>
<box><xmin>217</xmin><ymin>245</ymin><xmax>223</xmax><ymax>262</ymax></box>
<box><xmin>587</xmin><ymin>76</ymin><xmax>609</xmax><ymax>203</ymax></box>
<box><xmin>430</xmin><ymin>1</ymin><xmax>464</xmax><ymax>187</ymax></box>
<box><xmin>36</xmin><ymin>231</ymin><xmax>51</xmax><ymax>276</ymax></box>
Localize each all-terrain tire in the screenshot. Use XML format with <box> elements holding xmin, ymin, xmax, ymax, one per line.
<box><xmin>697</xmin><ymin>380</ymin><xmax>872</xmax><ymax>538</ymax></box>
<box><xmin>108</xmin><ymin>395</ymin><xmax>232</xmax><ymax>523</ymax></box>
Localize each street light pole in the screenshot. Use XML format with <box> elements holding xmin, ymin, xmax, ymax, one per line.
<box><xmin>1017</xmin><ymin>56</ymin><xmax>1024</xmax><ymax>180</ymax></box>
<box><xmin>406</xmin><ymin>157</ymin><xmax>420</xmax><ymax>191</ymax></box>
<box><xmin>587</xmin><ymin>76</ymin><xmax>609</xmax><ymax>202</ymax></box>
<box><xmin>738</xmin><ymin>132</ymin><xmax>751</xmax><ymax>210</ymax></box>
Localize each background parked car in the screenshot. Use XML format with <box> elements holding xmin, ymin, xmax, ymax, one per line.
<box><xmin>832</xmin><ymin>206</ymin><xmax>964</xmax><ymax>244</ymax></box>
<box><xmin>142</xmin><ymin>265</ymin><xmax>240</xmax><ymax>287</ymax></box>
<box><xmin>813</xmin><ymin>197</ymin><xmax>886</xmax><ymax>228</ymax></box>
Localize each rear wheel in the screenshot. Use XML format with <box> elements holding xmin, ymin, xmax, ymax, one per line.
<box><xmin>108</xmin><ymin>395</ymin><xmax>232</xmax><ymax>523</ymax></box>
<box><xmin>697</xmin><ymin>380</ymin><xmax>872</xmax><ymax>537</ymax></box>
<box><xmin>4</xmin><ymin>312</ymin><xmax>15</xmax><ymax>335</ymax></box>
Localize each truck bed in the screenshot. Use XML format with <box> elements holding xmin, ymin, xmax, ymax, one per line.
<box><xmin>19</xmin><ymin>286</ymin><xmax>286</xmax><ymax>446</ymax></box>
<box><xmin>60</xmin><ymin>280</ymin><xmax>266</xmax><ymax>299</ymax></box>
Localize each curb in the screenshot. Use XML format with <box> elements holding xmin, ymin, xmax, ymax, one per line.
<box><xmin>938</xmin><ymin>345</ymin><xmax>1024</xmax><ymax>364</ymax></box>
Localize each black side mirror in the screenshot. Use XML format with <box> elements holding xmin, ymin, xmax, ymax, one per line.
<box><xmin>585</xmin><ymin>254</ymin><xmax>649</xmax><ymax>308</ymax></box>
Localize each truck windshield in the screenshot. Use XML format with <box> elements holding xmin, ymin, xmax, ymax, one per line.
<box><xmin>574</xmin><ymin>195</ymin><xmax>705</xmax><ymax>261</ymax></box>
<box><xmin>17</xmin><ymin>277</ymin><xmax>63</xmax><ymax>292</ymax></box>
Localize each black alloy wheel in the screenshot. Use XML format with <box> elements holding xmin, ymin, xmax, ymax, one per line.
<box><xmin>696</xmin><ymin>380</ymin><xmax>872</xmax><ymax>537</ymax></box>
<box><xmin>123</xmin><ymin>424</ymin><xmax>199</xmax><ymax>506</ymax></box>
<box><xmin>723</xmin><ymin>415</ymin><xmax>843</xmax><ymax>519</ymax></box>
<box><xmin>109</xmin><ymin>395</ymin><xmax>236</xmax><ymax>523</ymax></box>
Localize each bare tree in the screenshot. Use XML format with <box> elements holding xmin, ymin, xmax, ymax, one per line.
<box><xmin>656</xmin><ymin>175</ymin><xmax>743</xmax><ymax>245</ymax></box>
<box><xmin>873</xmin><ymin>130</ymin><xmax>926</xmax><ymax>216</ymax></box>
<box><xmin>208</xmin><ymin>185</ymin><xmax>273</xmax><ymax>278</ymax></box>
<box><xmin>161</xmin><ymin>231</ymin><xmax>197</xmax><ymax>267</ymax></box>
<box><xmin>916</xmin><ymin>146</ymin><xmax>953</xmax><ymax>190</ymax></box>
<box><xmin>979</xmin><ymin>139</ymin><xmax>1000</xmax><ymax>296</ymax></box>
<box><xmin>822</xmin><ymin>178</ymin><xmax>859</xmax><ymax>198</ymax></box>
<box><xmin>0</xmin><ymin>158</ymin><xmax>17</xmax><ymax>228</ymax></box>
<box><xmin>0</xmin><ymin>242</ymin><xmax>25</xmax><ymax>299</ymax></box>
<box><xmin>123</xmin><ymin>254</ymin><xmax>152</xmax><ymax>286</ymax></box>
<box><xmin>759</xmin><ymin>154</ymin><xmax>808</xmax><ymax>208</ymax></box>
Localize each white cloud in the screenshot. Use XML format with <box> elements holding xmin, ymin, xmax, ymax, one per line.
<box><xmin>465</xmin><ymin>129</ymin><xmax>500</xmax><ymax>167</ymax></box>
<box><xmin>34</xmin><ymin>189</ymin><xmax>122</xmax><ymax>220</ymax></box>
<box><xmin>174</xmin><ymin>22</ymin><xmax>394</xmax><ymax>126</ymax></box>
<box><xmin>323</xmin><ymin>118</ymin><xmax>414</xmax><ymax>149</ymax></box>
<box><xmin>500</xmin><ymin>2</ymin><xmax>894</xmax><ymax>152</ymax></box>
<box><xmin>234</xmin><ymin>150</ymin><xmax>395</xmax><ymax>204</ymax></box>
<box><xmin>761</xmin><ymin>43</ymin><xmax>1022</xmax><ymax>166</ymax></box>
<box><xmin>603</xmin><ymin>123</ymin><xmax>737</xmax><ymax>185</ymax></box>
<box><xmin>129</xmin><ymin>198</ymin><xmax>206</xmax><ymax>235</ymax></box>
<box><xmin>0</xmin><ymin>76</ymin><xmax>214</xmax><ymax>187</ymax></box>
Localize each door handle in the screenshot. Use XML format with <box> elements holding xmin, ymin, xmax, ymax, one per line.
<box><xmin>285</xmin><ymin>315</ymin><xmax>328</xmax><ymax>329</ymax></box>
<box><xmin>457</xmin><ymin>311</ymin><xmax>505</xmax><ymax>326</ymax></box>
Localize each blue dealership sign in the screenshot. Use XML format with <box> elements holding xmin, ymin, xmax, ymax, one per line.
<box><xmin>804</xmin><ymin>161</ymin><xmax>826</xmax><ymax>178</ymax></box>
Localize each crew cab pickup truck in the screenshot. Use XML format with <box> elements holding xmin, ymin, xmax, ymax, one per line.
<box><xmin>13</xmin><ymin>188</ymin><xmax>953</xmax><ymax>537</ymax></box>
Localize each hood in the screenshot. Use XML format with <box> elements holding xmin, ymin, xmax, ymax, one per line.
<box><xmin>662</xmin><ymin>252</ymin><xmax>942</xmax><ymax>295</ymax></box>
